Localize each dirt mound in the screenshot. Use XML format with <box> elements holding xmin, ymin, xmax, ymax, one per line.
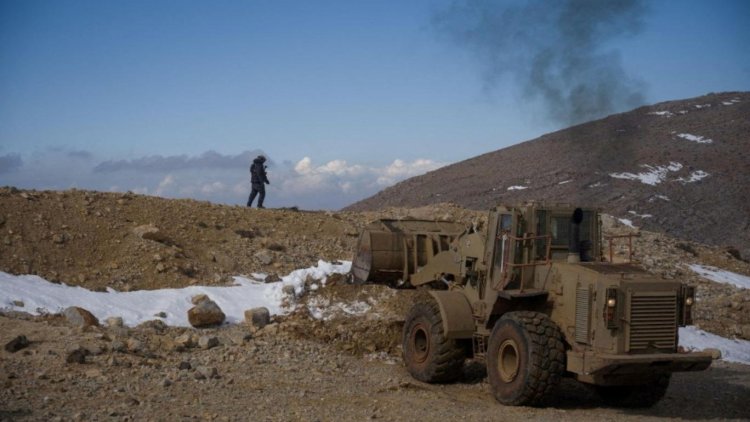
<box><xmin>0</xmin><ymin>188</ymin><xmax>484</xmax><ymax>292</ymax></box>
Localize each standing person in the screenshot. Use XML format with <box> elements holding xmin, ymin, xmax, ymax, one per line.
<box><xmin>247</xmin><ymin>155</ymin><xmax>270</xmax><ymax>208</ymax></box>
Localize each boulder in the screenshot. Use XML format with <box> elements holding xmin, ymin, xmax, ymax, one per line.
<box><xmin>244</xmin><ymin>307</ymin><xmax>271</xmax><ymax>330</ymax></box>
<box><xmin>187</xmin><ymin>298</ymin><xmax>225</xmax><ymax>328</ymax></box>
<box><xmin>174</xmin><ymin>333</ymin><xmax>194</xmax><ymax>348</ymax></box>
<box><xmin>66</xmin><ymin>348</ymin><xmax>88</xmax><ymax>364</ymax></box>
<box><xmin>126</xmin><ymin>338</ymin><xmax>143</xmax><ymax>353</ymax></box>
<box><xmin>195</xmin><ymin>366</ymin><xmax>219</xmax><ymax>380</ymax></box>
<box><xmin>4</xmin><ymin>335</ymin><xmax>29</xmax><ymax>353</ymax></box>
<box><xmin>198</xmin><ymin>335</ymin><xmax>219</xmax><ymax>349</ymax></box>
<box><xmin>106</xmin><ymin>317</ymin><xmax>124</xmax><ymax>328</ymax></box>
<box><xmin>63</xmin><ymin>306</ymin><xmax>100</xmax><ymax>328</ymax></box>
<box><xmin>254</xmin><ymin>249</ymin><xmax>274</xmax><ymax>265</ymax></box>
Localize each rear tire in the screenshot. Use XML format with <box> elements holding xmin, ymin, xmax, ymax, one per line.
<box><xmin>402</xmin><ymin>298</ymin><xmax>465</xmax><ymax>383</ymax></box>
<box><xmin>487</xmin><ymin>311</ymin><xmax>565</xmax><ymax>406</ymax></box>
<box><xmin>595</xmin><ymin>375</ymin><xmax>671</xmax><ymax>408</ymax></box>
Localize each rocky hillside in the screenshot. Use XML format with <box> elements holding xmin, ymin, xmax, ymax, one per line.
<box><xmin>345</xmin><ymin>92</ymin><xmax>750</xmax><ymax>259</ymax></box>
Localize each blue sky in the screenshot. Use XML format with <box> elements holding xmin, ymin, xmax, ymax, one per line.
<box><xmin>1</xmin><ymin>0</ymin><xmax>748</xmax><ymax>209</ymax></box>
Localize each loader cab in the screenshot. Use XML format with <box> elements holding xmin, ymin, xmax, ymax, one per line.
<box><xmin>485</xmin><ymin>205</ymin><xmax>601</xmax><ymax>292</ymax></box>
<box><xmin>534</xmin><ymin>207</ymin><xmax>600</xmax><ymax>262</ymax></box>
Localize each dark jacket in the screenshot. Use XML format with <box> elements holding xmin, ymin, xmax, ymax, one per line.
<box><xmin>250</xmin><ymin>158</ymin><xmax>269</xmax><ymax>185</ymax></box>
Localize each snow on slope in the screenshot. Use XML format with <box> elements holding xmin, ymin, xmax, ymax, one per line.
<box><xmin>0</xmin><ymin>260</ymin><xmax>351</xmax><ymax>327</ymax></box>
<box><xmin>676</xmin><ymin>133</ymin><xmax>713</xmax><ymax>144</ymax></box>
<box><xmin>609</xmin><ymin>162</ymin><xmax>683</xmax><ymax>185</ymax></box>
<box><xmin>689</xmin><ymin>264</ymin><xmax>750</xmax><ymax>289</ymax></box>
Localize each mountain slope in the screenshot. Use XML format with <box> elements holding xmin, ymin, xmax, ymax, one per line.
<box><xmin>345</xmin><ymin>92</ymin><xmax>750</xmax><ymax>257</ymax></box>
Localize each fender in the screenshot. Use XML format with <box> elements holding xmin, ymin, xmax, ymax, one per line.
<box><xmin>429</xmin><ymin>290</ymin><xmax>475</xmax><ymax>339</ymax></box>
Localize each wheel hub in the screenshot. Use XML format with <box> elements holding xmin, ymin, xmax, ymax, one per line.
<box><xmin>411</xmin><ymin>323</ymin><xmax>430</xmax><ymax>363</ymax></box>
<box><xmin>498</xmin><ymin>339</ymin><xmax>520</xmax><ymax>383</ymax></box>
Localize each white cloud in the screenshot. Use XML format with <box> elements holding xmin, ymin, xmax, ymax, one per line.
<box><xmin>155</xmin><ymin>174</ymin><xmax>175</xmax><ymax>196</ymax></box>
<box><xmin>1</xmin><ymin>148</ymin><xmax>447</xmax><ymax>210</ymax></box>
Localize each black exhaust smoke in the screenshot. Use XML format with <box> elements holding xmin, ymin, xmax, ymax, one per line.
<box><xmin>434</xmin><ymin>0</ymin><xmax>648</xmax><ymax>125</ymax></box>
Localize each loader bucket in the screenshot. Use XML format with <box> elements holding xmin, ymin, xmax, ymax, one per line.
<box><xmin>351</xmin><ymin>219</ymin><xmax>466</xmax><ymax>285</ymax></box>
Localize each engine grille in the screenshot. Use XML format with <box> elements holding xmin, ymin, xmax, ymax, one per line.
<box><xmin>575</xmin><ymin>287</ymin><xmax>590</xmax><ymax>344</ymax></box>
<box><xmin>629</xmin><ymin>292</ymin><xmax>677</xmax><ymax>351</ymax></box>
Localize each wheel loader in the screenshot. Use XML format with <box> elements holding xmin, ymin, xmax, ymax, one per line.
<box><xmin>351</xmin><ymin>204</ymin><xmax>715</xmax><ymax>407</ymax></box>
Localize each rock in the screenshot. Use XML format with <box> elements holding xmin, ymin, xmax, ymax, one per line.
<box><xmin>228</xmin><ymin>331</ymin><xmax>252</xmax><ymax>345</ymax></box>
<box><xmin>187</xmin><ymin>299</ymin><xmax>225</xmax><ymax>328</ymax></box>
<box><xmin>260</xmin><ymin>323</ymin><xmax>279</xmax><ymax>336</ymax></box>
<box><xmin>105</xmin><ymin>317</ymin><xmax>124</xmax><ymax>328</ymax></box>
<box><xmin>154</xmin><ymin>311</ymin><xmax>167</xmax><ymax>318</ymax></box>
<box><xmin>254</xmin><ymin>249</ymin><xmax>274</xmax><ymax>265</ymax></box>
<box><xmin>63</xmin><ymin>306</ymin><xmax>100</xmax><ymax>328</ymax></box>
<box><xmin>137</xmin><ymin>319</ymin><xmax>167</xmax><ymax>332</ymax></box>
<box><xmin>196</xmin><ymin>366</ymin><xmax>219</xmax><ymax>379</ymax></box>
<box><xmin>133</xmin><ymin>224</ymin><xmax>172</xmax><ymax>245</ymax></box>
<box><xmin>85</xmin><ymin>344</ymin><xmax>104</xmax><ymax>356</ymax></box>
<box><xmin>740</xmin><ymin>324</ymin><xmax>750</xmax><ymax>340</ymax></box>
<box><xmin>11</xmin><ymin>300</ymin><xmax>24</xmax><ymax>307</ymax></box>
<box><xmin>155</xmin><ymin>263</ymin><xmax>166</xmax><ymax>273</ymax></box>
<box><xmin>264</xmin><ymin>273</ymin><xmax>282</xmax><ymax>283</ymax></box>
<box><xmin>4</xmin><ymin>335</ymin><xmax>29</xmax><ymax>353</ymax></box>
<box><xmin>191</xmin><ymin>294</ymin><xmax>209</xmax><ymax>305</ymax></box>
<box><xmin>126</xmin><ymin>338</ymin><xmax>143</xmax><ymax>353</ymax></box>
<box><xmin>198</xmin><ymin>335</ymin><xmax>219</xmax><ymax>349</ymax></box>
<box><xmin>66</xmin><ymin>348</ymin><xmax>87</xmax><ymax>364</ymax></box>
<box><xmin>111</xmin><ymin>340</ymin><xmax>126</xmax><ymax>353</ymax></box>
<box><xmin>282</xmin><ymin>284</ymin><xmax>297</xmax><ymax>298</ymax></box>
<box><xmin>85</xmin><ymin>368</ymin><xmax>103</xmax><ymax>378</ymax></box>
<box><xmin>178</xmin><ymin>361</ymin><xmax>192</xmax><ymax>370</ymax></box>
<box><xmin>244</xmin><ymin>307</ymin><xmax>271</xmax><ymax>330</ymax></box>
<box><xmin>174</xmin><ymin>333</ymin><xmax>194</xmax><ymax>348</ymax></box>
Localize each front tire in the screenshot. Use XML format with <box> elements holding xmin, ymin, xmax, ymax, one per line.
<box><xmin>402</xmin><ymin>297</ymin><xmax>465</xmax><ymax>383</ymax></box>
<box><xmin>487</xmin><ymin>311</ymin><xmax>565</xmax><ymax>406</ymax></box>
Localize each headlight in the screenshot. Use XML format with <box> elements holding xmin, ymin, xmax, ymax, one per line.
<box><xmin>605</xmin><ymin>287</ymin><xmax>619</xmax><ymax>329</ymax></box>
<box><xmin>680</xmin><ymin>285</ymin><xmax>695</xmax><ymax>326</ymax></box>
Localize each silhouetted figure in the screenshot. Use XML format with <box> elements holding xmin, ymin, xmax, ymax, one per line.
<box><xmin>247</xmin><ymin>155</ymin><xmax>270</xmax><ymax>208</ymax></box>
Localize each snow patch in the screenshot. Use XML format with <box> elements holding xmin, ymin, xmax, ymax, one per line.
<box><xmin>649</xmin><ymin>194</ymin><xmax>670</xmax><ymax>202</ymax></box>
<box><xmin>588</xmin><ymin>182</ymin><xmax>604</xmax><ymax>189</ymax></box>
<box><xmin>694</xmin><ymin>104</ymin><xmax>711</xmax><ymax>109</ymax></box>
<box><xmin>507</xmin><ymin>185</ymin><xmax>528</xmax><ymax>191</ymax></box>
<box><xmin>609</xmin><ymin>162</ymin><xmax>683</xmax><ymax>186</ymax></box>
<box><xmin>677</xmin><ymin>170</ymin><xmax>709</xmax><ymax>183</ymax></box>
<box><xmin>0</xmin><ymin>260</ymin><xmax>352</xmax><ymax>327</ymax></box>
<box><xmin>648</xmin><ymin>111</ymin><xmax>674</xmax><ymax>117</ymax></box>
<box><xmin>618</xmin><ymin>218</ymin><xmax>636</xmax><ymax>229</ymax></box>
<box><xmin>628</xmin><ymin>210</ymin><xmax>653</xmax><ymax>219</ymax></box>
<box><xmin>680</xmin><ymin>326</ymin><xmax>750</xmax><ymax>365</ymax></box>
<box><xmin>558</xmin><ymin>180</ymin><xmax>572</xmax><ymax>185</ymax></box>
<box><xmin>689</xmin><ymin>264</ymin><xmax>750</xmax><ymax>290</ymax></box>
<box><xmin>306</xmin><ymin>296</ymin><xmax>372</xmax><ymax>320</ymax></box>
<box><xmin>676</xmin><ymin>133</ymin><xmax>713</xmax><ymax>144</ymax></box>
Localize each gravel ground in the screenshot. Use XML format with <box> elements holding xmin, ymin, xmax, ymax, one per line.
<box><xmin>2</xmin><ymin>313</ymin><xmax>749</xmax><ymax>422</ymax></box>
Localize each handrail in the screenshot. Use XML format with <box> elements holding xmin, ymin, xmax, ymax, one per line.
<box><xmin>494</xmin><ymin>233</ymin><xmax>552</xmax><ymax>291</ymax></box>
<box><xmin>604</xmin><ymin>233</ymin><xmax>641</xmax><ymax>263</ymax></box>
